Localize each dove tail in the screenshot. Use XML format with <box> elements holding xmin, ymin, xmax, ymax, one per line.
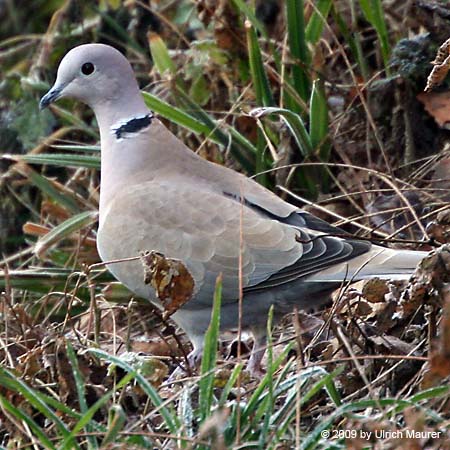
<box><xmin>309</xmin><ymin>246</ymin><xmax>426</xmax><ymax>282</ymax></box>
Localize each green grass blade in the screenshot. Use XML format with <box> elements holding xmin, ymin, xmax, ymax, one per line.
<box><xmin>199</xmin><ymin>276</ymin><xmax>222</xmax><ymax>421</ymax></box>
<box><xmin>66</xmin><ymin>341</ymin><xmax>98</xmax><ymax>449</ymax></box>
<box><xmin>258</xmin><ymin>307</ymin><xmax>275</xmax><ymax>447</ymax></box>
<box><xmin>97</xmin><ymin>9</ymin><xmax>144</xmax><ymax>55</ymax></box>
<box><xmin>142</xmin><ymin>91</ymin><xmax>211</xmax><ymax>135</ymax></box>
<box><xmin>408</xmin><ymin>385</ymin><xmax>450</xmax><ymax>404</ymax></box>
<box><xmin>299</xmin><ymin>367</ymin><xmax>343</xmax><ymax>408</ymax></box>
<box><xmin>87</xmin><ymin>348</ymin><xmax>180</xmax><ymax>434</ymax></box>
<box><xmin>50</xmin><ymin>105</ymin><xmax>98</xmax><ymax>138</ymax></box>
<box><xmin>148</xmin><ymin>32</ymin><xmax>177</xmax><ymax>76</ymax></box>
<box><xmin>305</xmin><ymin>0</ymin><xmax>332</xmax><ymax>44</ymax></box>
<box><xmin>268</xmin><ymin>367</ymin><xmax>329</xmax><ymax>441</ymax></box>
<box><xmin>232</xmin><ymin>0</ymin><xmax>267</xmax><ymax>38</ymax></box>
<box><xmin>9</xmin><ymin>153</ymin><xmax>100</xmax><ymax>169</ymax></box>
<box><xmin>0</xmin><ymin>367</ymin><xmax>79</xmax><ymax>448</ymax></box>
<box><xmin>354</xmin><ymin>31</ymin><xmax>370</xmax><ymax>81</ymax></box>
<box><xmin>250</xmin><ymin>103</ymin><xmax>323</xmax><ymax>197</ymax></box>
<box><xmin>254</xmin><ymin>128</ymin><xmax>269</xmax><ymax>186</ymax></box>
<box><xmin>218</xmin><ymin>363</ymin><xmax>244</xmax><ymax>408</ymax></box>
<box><xmin>0</xmin><ymin>268</ymin><xmax>111</xmax><ymax>296</ymax></box>
<box><xmin>309</xmin><ymin>79</ymin><xmax>329</xmax><ymax>158</ymax></box>
<box><xmin>331</xmin><ymin>5</ymin><xmax>369</xmax><ymax>80</ymax></box>
<box><xmin>301</xmin><ymin>385</ymin><xmax>450</xmax><ymax>450</ymax></box>
<box><xmin>245</xmin><ymin>21</ymin><xmax>274</xmax><ymax>107</ymax></box>
<box><xmin>174</xmin><ymin>88</ymin><xmax>257</xmax><ymax>172</ymax></box>
<box><xmin>178</xmin><ymin>386</ymin><xmax>195</xmax><ymax>443</ymax></box>
<box><xmin>50</xmin><ymin>144</ymin><xmax>100</xmax><ymax>152</ymax></box>
<box><xmin>16</xmin><ymin>165</ymin><xmax>80</xmax><ymax>213</ymax></box>
<box><xmin>101</xmin><ymin>405</ymin><xmax>127</xmax><ymax>446</ymax></box>
<box><xmin>359</xmin><ymin>0</ymin><xmax>391</xmax><ymax>73</ymax></box>
<box><xmin>237</xmin><ymin>346</ymin><xmax>295</xmax><ymax>442</ymax></box>
<box><xmin>323</xmin><ymin>374</ymin><xmax>342</xmax><ymax>407</ymax></box>
<box><xmin>35</xmin><ymin>392</ymin><xmax>86</xmax><ymax>421</ymax></box>
<box><xmin>34</xmin><ymin>211</ymin><xmax>98</xmax><ymax>257</ymax></box>
<box><xmin>0</xmin><ymin>394</ymin><xmax>57</xmax><ymax>449</ymax></box>
<box><xmin>143</xmin><ymin>90</ymin><xmax>256</xmax><ymax>172</ymax></box>
<box><xmin>60</xmin><ymin>372</ymin><xmax>135</xmax><ymax>450</ymax></box>
<box><xmin>286</xmin><ymin>0</ymin><xmax>310</xmax><ymax>102</ymax></box>
<box><xmin>250</xmin><ymin>107</ymin><xmax>312</xmax><ymax>156</ymax></box>
<box><xmin>240</xmin><ymin>344</ymin><xmax>294</xmax><ymax>423</ymax></box>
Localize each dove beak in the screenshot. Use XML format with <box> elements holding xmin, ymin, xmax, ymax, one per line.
<box><xmin>39</xmin><ymin>84</ymin><xmax>64</xmax><ymax>110</ymax></box>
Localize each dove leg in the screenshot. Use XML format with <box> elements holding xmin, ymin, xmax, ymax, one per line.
<box><xmin>167</xmin><ymin>335</ymin><xmax>204</xmax><ymax>381</ymax></box>
<box><xmin>247</xmin><ymin>328</ymin><xmax>267</xmax><ymax>377</ymax></box>
<box><xmin>187</xmin><ymin>337</ymin><xmax>204</xmax><ymax>367</ymax></box>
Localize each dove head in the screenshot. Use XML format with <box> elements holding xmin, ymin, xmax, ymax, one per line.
<box><xmin>40</xmin><ymin>44</ymin><xmax>148</xmax><ymax>124</ymax></box>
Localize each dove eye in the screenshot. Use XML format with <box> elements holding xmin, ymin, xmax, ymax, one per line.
<box><xmin>81</xmin><ymin>62</ymin><xmax>95</xmax><ymax>75</ymax></box>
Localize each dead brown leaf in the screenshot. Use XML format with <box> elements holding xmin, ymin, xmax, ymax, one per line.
<box><xmin>423</xmin><ymin>291</ymin><xmax>450</xmax><ymax>386</ymax></box>
<box><xmin>141</xmin><ymin>251</ymin><xmax>195</xmax><ymax>316</ymax></box>
<box><xmin>399</xmin><ymin>245</ymin><xmax>450</xmax><ymax>317</ymax></box>
<box><xmin>417</xmin><ymin>90</ymin><xmax>450</xmax><ymax>127</ymax></box>
<box><xmin>131</xmin><ymin>337</ymin><xmax>182</xmax><ymax>357</ymax></box>
<box><xmin>425</xmin><ymin>54</ymin><xmax>450</xmax><ymax>92</ymax></box>
<box><xmin>426</xmin><ymin>207</ymin><xmax>450</xmax><ymax>243</ymax></box>
<box><xmin>368</xmin><ymin>334</ymin><xmax>417</xmax><ymax>356</ymax></box>
<box><xmin>362</xmin><ymin>278</ymin><xmax>390</xmax><ymax>303</ymax></box>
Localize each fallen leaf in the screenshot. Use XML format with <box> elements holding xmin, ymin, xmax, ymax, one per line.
<box><xmin>431</xmin><ymin>37</ymin><xmax>450</xmax><ymax>65</ymax></box>
<box><xmin>362</xmin><ymin>278</ymin><xmax>390</xmax><ymax>303</ymax></box>
<box><xmin>417</xmin><ymin>91</ymin><xmax>450</xmax><ymax>128</ymax></box>
<box><xmin>423</xmin><ymin>291</ymin><xmax>450</xmax><ymax>386</ymax></box>
<box><xmin>141</xmin><ymin>251</ymin><xmax>195</xmax><ymax>316</ymax></box>
<box><xmin>399</xmin><ymin>244</ymin><xmax>450</xmax><ymax>317</ymax></box>
<box><xmin>425</xmin><ymin>54</ymin><xmax>450</xmax><ymax>91</ymax></box>
<box><xmin>368</xmin><ymin>334</ymin><xmax>417</xmax><ymax>355</ymax></box>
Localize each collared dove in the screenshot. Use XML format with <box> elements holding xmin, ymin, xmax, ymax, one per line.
<box><xmin>40</xmin><ymin>44</ymin><xmax>426</xmax><ymax>374</ymax></box>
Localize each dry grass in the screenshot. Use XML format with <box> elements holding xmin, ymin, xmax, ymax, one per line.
<box><xmin>0</xmin><ymin>0</ymin><xmax>449</xmax><ymax>448</ymax></box>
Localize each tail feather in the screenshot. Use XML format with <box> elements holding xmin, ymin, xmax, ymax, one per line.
<box><xmin>307</xmin><ymin>245</ymin><xmax>426</xmax><ymax>282</ymax></box>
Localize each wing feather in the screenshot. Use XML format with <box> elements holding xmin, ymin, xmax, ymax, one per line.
<box><xmin>98</xmin><ymin>178</ymin><xmax>371</xmax><ymax>307</ymax></box>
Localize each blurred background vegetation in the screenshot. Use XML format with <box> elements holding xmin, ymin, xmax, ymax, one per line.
<box><xmin>1</xmin><ymin>0</ymin><xmax>449</xmax><ymax>258</ymax></box>
<box><xmin>0</xmin><ymin>0</ymin><xmax>449</xmax><ymax>448</ymax></box>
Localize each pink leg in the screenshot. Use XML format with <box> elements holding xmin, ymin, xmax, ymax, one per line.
<box><xmin>247</xmin><ymin>330</ymin><xmax>266</xmax><ymax>378</ymax></box>
<box><xmin>168</xmin><ymin>339</ymin><xmax>203</xmax><ymax>381</ymax></box>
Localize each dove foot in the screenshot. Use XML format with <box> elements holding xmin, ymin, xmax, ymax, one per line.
<box><xmin>246</xmin><ymin>330</ymin><xmax>267</xmax><ymax>378</ymax></box>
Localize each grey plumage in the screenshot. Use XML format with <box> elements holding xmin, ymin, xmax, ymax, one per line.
<box><xmin>40</xmin><ymin>44</ymin><xmax>426</xmax><ymax>374</ymax></box>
